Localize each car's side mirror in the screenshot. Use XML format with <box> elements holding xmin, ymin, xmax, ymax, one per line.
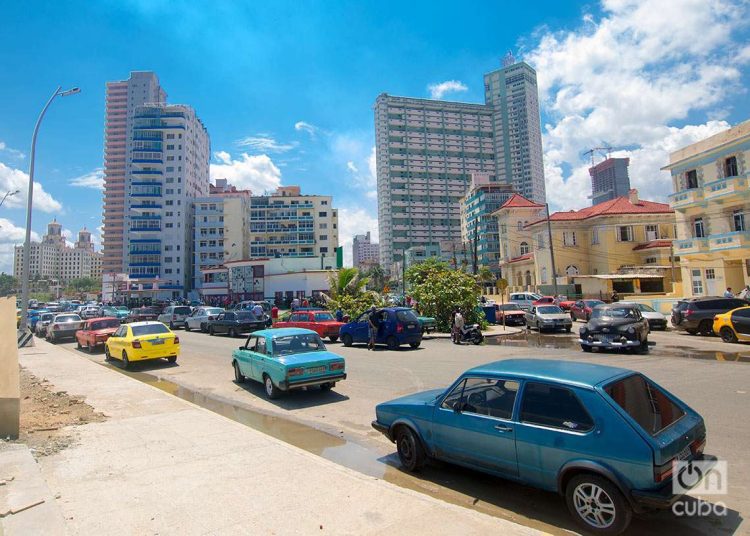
<box><xmin>238</xmin><ymin>346</ymin><xmax>245</xmax><ymax>350</ymax></box>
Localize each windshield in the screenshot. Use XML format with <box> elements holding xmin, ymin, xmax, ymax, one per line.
<box><xmin>116</xmin><ymin>306</ymin><xmax>129</xmax><ymax>311</ymax></box>
<box><xmin>314</xmin><ymin>312</ymin><xmax>334</xmax><ymax>321</ymax></box>
<box><xmin>396</xmin><ymin>310</ymin><xmax>419</xmax><ymax>322</ymax></box>
<box><xmin>236</xmin><ymin>312</ymin><xmax>259</xmax><ymax>321</ymax></box>
<box><xmin>498</xmin><ymin>304</ymin><xmax>521</xmax><ymax>311</ymax></box>
<box><xmin>173</xmin><ymin>306</ymin><xmax>191</xmax><ymax>315</ymax></box>
<box><xmin>636</xmin><ymin>303</ymin><xmax>656</xmax><ymax>313</ymax></box>
<box><xmin>40</xmin><ymin>314</ymin><xmax>54</xmax><ymax>321</ymax></box>
<box><xmin>131</xmin><ymin>324</ymin><xmax>170</xmax><ymax>336</ymax></box>
<box><xmin>205</xmin><ymin>308</ymin><xmax>224</xmax><ymax>315</ymax></box>
<box><xmin>584</xmin><ymin>300</ymin><xmax>604</xmax><ymax>307</ymax></box>
<box><xmin>90</xmin><ymin>319</ymin><xmax>120</xmax><ymax>330</ymax></box>
<box><xmin>591</xmin><ymin>307</ymin><xmax>637</xmax><ymax>319</ymax></box>
<box><xmin>135</xmin><ymin>307</ymin><xmax>160</xmax><ymax>315</ymax></box>
<box><xmin>55</xmin><ymin>315</ymin><xmax>81</xmax><ymax>323</ymax></box>
<box><xmin>537</xmin><ymin>306</ymin><xmax>563</xmax><ymax>314</ymax></box>
<box><xmin>272</xmin><ymin>333</ymin><xmax>326</xmax><ymax>356</ymax></box>
<box><xmin>605</xmin><ymin>374</ymin><xmax>685</xmax><ymax>435</ymax></box>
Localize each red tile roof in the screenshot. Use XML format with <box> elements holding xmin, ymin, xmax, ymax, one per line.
<box><xmin>499</xmin><ymin>194</ymin><xmax>545</xmax><ymax>209</ymax></box>
<box><xmin>632</xmin><ymin>239</ymin><xmax>673</xmax><ymax>251</ymax></box>
<box><xmin>526</xmin><ymin>191</ymin><xmax>672</xmax><ymax>226</ymax></box>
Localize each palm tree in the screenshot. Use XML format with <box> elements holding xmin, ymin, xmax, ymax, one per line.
<box><xmin>365</xmin><ymin>265</ymin><xmax>386</xmax><ymax>292</ymax></box>
<box><xmin>327</xmin><ymin>267</ymin><xmax>369</xmax><ymax>299</ymax></box>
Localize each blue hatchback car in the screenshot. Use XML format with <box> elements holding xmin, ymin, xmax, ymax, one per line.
<box><xmin>339</xmin><ymin>307</ymin><xmax>422</xmax><ymax>350</ymax></box>
<box><xmin>372</xmin><ymin>359</ymin><xmax>708</xmax><ymax>535</ymax></box>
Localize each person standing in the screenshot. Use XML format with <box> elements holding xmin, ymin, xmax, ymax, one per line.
<box><xmin>724</xmin><ymin>287</ymin><xmax>734</xmax><ymax>298</ymax></box>
<box><xmin>271</xmin><ymin>304</ymin><xmax>279</xmax><ymax>324</ymax></box>
<box><xmin>611</xmin><ymin>290</ymin><xmax>619</xmax><ymax>303</ymax></box>
<box><xmin>291</xmin><ymin>297</ymin><xmax>300</xmax><ymax>311</ymax></box>
<box><xmin>335</xmin><ymin>307</ymin><xmax>344</xmax><ymax>322</ymax></box>
<box><xmin>368</xmin><ymin>306</ymin><xmax>380</xmax><ymax>350</ymax></box>
<box><xmin>252</xmin><ymin>302</ymin><xmax>263</xmax><ymax>317</ymax></box>
<box><xmin>302</xmin><ymin>298</ymin><xmax>309</xmax><ymax>308</ymax></box>
<box><xmin>453</xmin><ymin>310</ymin><xmax>465</xmax><ymax>345</ymax></box>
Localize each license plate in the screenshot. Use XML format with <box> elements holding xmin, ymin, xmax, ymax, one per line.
<box><xmin>306</xmin><ymin>366</ymin><xmax>326</xmax><ymax>374</ymax></box>
<box><xmin>407</xmin><ymin>324</ymin><xmax>416</xmax><ymax>329</ymax></box>
<box><xmin>596</xmin><ymin>334</ymin><xmax>616</xmax><ymax>343</ymax></box>
<box><xmin>677</xmin><ymin>445</ymin><xmax>692</xmax><ymax>461</ymax></box>
<box><xmin>151</xmin><ymin>338</ymin><xmax>164</xmax><ymax>345</ymax></box>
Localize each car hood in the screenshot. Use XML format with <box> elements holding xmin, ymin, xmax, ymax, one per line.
<box><xmin>537</xmin><ymin>313</ymin><xmax>570</xmax><ymax>320</ymax></box>
<box><xmin>278</xmin><ymin>350</ymin><xmax>345</xmax><ymax>366</ymax></box>
<box><xmin>641</xmin><ymin>311</ymin><xmax>666</xmax><ymax>320</ymax></box>
<box><xmin>587</xmin><ymin>318</ymin><xmax>637</xmax><ymax>330</ymax></box>
<box><xmin>380</xmin><ymin>388</ymin><xmax>445</xmax><ymax>407</ymax></box>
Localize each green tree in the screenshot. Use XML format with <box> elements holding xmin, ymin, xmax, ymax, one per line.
<box><xmin>406</xmin><ymin>259</ymin><xmax>483</xmax><ymax>331</ymax></box>
<box><xmin>364</xmin><ymin>265</ymin><xmax>387</xmax><ymax>293</ymax></box>
<box><xmin>0</xmin><ymin>273</ymin><xmax>17</xmax><ymax>297</ymax></box>
<box><xmin>324</xmin><ymin>268</ymin><xmax>382</xmax><ymax>318</ymax></box>
<box><xmin>476</xmin><ymin>266</ymin><xmax>496</xmax><ymax>287</ymax></box>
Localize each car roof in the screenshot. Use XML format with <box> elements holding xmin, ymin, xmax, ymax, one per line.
<box><xmin>86</xmin><ymin>317</ymin><xmax>119</xmax><ymax>322</ymax></box>
<box><xmin>465</xmin><ymin>359</ymin><xmax>632</xmax><ymax>389</ymax></box>
<box><xmin>253</xmin><ymin>327</ymin><xmax>318</xmax><ymax>337</ymax></box>
<box><xmin>127</xmin><ymin>321</ymin><xmax>166</xmax><ymax>327</ymax></box>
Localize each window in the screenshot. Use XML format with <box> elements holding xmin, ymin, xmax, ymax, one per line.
<box><xmin>517</xmin><ymin>220</ymin><xmax>523</xmax><ymax>230</ymax></box>
<box><xmin>566</xmin><ymin>265</ymin><xmax>579</xmax><ymax>276</ymax></box>
<box><xmin>645</xmin><ymin>225</ymin><xmax>658</xmax><ymax>241</ymax></box>
<box><xmin>591</xmin><ymin>227</ymin><xmax>599</xmax><ymax>245</ymax></box>
<box><xmin>645</xmin><ymin>257</ymin><xmax>657</xmax><ymax>264</ymax></box>
<box><xmin>617</xmin><ymin>226</ymin><xmax>633</xmax><ymax>242</ymax></box>
<box><xmin>605</xmin><ymin>374</ymin><xmax>685</xmax><ymax>436</ymax></box>
<box><xmin>693</xmin><ymin>218</ymin><xmax>705</xmax><ymax>238</ymax></box>
<box><xmin>563</xmin><ymin>231</ymin><xmax>577</xmax><ymax>246</ymax></box>
<box><xmin>519</xmin><ymin>241</ymin><xmax>529</xmax><ymax>255</ymax></box>
<box><xmin>734</xmin><ymin>210</ymin><xmax>745</xmax><ymax>232</ymax></box>
<box><xmin>520</xmin><ymin>382</ymin><xmax>594</xmax><ymax>432</ymax></box>
<box><xmin>318</xmin><ymin>211</ymin><xmax>327</xmax><ymax>217</ymax></box>
<box><xmin>319</xmin><ymin>235</ymin><xmax>328</xmax><ymax>241</ymax></box>
<box><xmin>705</xmin><ymin>268</ymin><xmax>715</xmax><ymax>280</ymax></box>
<box><xmin>725</xmin><ymin>156</ymin><xmax>738</xmax><ymax>177</ymax></box>
<box><xmin>691</xmin><ymin>269</ymin><xmax>703</xmax><ymax>295</ymax></box>
<box><xmin>685</xmin><ymin>169</ymin><xmax>698</xmax><ymax>189</ymax></box>
<box><xmin>541</xmin><ymin>267</ymin><xmax>547</xmax><ymax>284</ymax></box>
<box><xmin>440</xmin><ymin>377</ymin><xmax>519</xmax><ymax>420</ymax></box>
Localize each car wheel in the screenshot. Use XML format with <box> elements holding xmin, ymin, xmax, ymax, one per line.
<box><xmin>720</xmin><ymin>326</ymin><xmax>738</xmax><ymax>344</ymax></box>
<box><xmin>200</xmin><ymin>323</ymin><xmax>206</xmax><ymax>333</ymax></box>
<box><xmin>570</xmin><ymin>312</ymin><xmax>576</xmax><ymax>321</ymax></box>
<box><xmin>395</xmin><ymin>426</ymin><xmax>426</xmax><ymax>472</ymax></box>
<box><xmin>319</xmin><ymin>382</ymin><xmax>333</xmax><ymax>391</ymax></box>
<box><xmin>104</xmin><ymin>346</ymin><xmax>111</xmax><ymax>361</ymax></box>
<box><xmin>263</xmin><ymin>374</ymin><xmax>280</xmax><ymax>399</ymax></box>
<box><xmin>566</xmin><ymin>474</ymin><xmax>631</xmax><ymax>535</ymax></box>
<box><xmin>386</xmin><ymin>336</ymin><xmax>399</xmax><ymax>350</ymax></box>
<box><xmin>121</xmin><ymin>351</ymin><xmax>130</xmax><ymax>370</ymax></box>
<box><xmin>329</xmin><ymin>335</ymin><xmax>339</xmax><ymax>343</ymax></box>
<box><xmin>209</xmin><ymin>326</ymin><xmax>215</xmax><ymax>336</ymax></box>
<box><xmin>566</xmin><ymin>326</ymin><xmax>572</xmax><ymax>333</ymax></box>
<box><xmin>638</xmin><ymin>338</ymin><xmax>649</xmax><ymax>354</ymax></box>
<box><xmin>87</xmin><ymin>343</ymin><xmax>93</xmax><ymax>354</ymax></box>
<box><xmin>167</xmin><ymin>356</ymin><xmax>177</xmax><ymax>364</ymax></box>
<box><xmin>229</xmin><ymin>328</ymin><xmax>237</xmax><ymax>338</ymax></box>
<box><xmin>184</xmin><ymin>323</ymin><xmax>191</xmax><ymax>332</ymax></box>
<box><xmin>169</xmin><ymin>321</ymin><xmax>175</xmax><ymax>330</ymax></box>
<box><xmin>686</xmin><ymin>328</ymin><xmax>697</xmax><ymax>335</ymax></box>
<box><xmin>342</xmin><ymin>334</ymin><xmax>353</xmax><ymax>347</ymax></box>
<box><xmin>233</xmin><ymin>361</ymin><xmax>245</xmax><ymax>383</ymax></box>
<box><xmin>698</xmin><ymin>320</ymin><xmax>713</xmax><ymax>336</ymax></box>
<box><xmin>409</xmin><ymin>341</ymin><xmax>421</xmax><ymax>349</ymax></box>
<box><xmin>581</xmin><ymin>344</ymin><xmax>592</xmax><ymax>353</ymax></box>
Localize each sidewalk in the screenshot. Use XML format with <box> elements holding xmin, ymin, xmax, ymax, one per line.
<box><xmin>16</xmin><ymin>339</ymin><xmax>543</xmax><ymax>535</ymax></box>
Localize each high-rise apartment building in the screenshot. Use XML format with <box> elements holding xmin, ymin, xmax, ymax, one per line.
<box><xmin>126</xmin><ymin>103</ymin><xmax>210</xmax><ymax>300</ymax></box>
<box><xmin>352</xmin><ymin>232</ymin><xmax>379</xmax><ymax>269</ymax></box>
<box><xmin>14</xmin><ymin>220</ymin><xmax>103</xmax><ymax>282</ymax></box>
<box><xmin>590</xmin><ymin>157</ymin><xmax>631</xmax><ymax>205</ymax></box>
<box><xmin>102</xmin><ymin>71</ymin><xmax>166</xmax><ymax>274</ymax></box>
<box><xmin>375</xmin><ymin>59</ymin><xmax>545</xmax><ymax>272</ymax></box>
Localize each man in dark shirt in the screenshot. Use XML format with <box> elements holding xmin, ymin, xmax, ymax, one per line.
<box><xmin>368</xmin><ymin>306</ymin><xmax>380</xmax><ymax>350</ymax></box>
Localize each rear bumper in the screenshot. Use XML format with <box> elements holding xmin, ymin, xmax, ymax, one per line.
<box><xmin>51</xmin><ymin>330</ymin><xmax>78</xmax><ymax>339</ymax></box>
<box><xmin>630</xmin><ymin>455</ymin><xmax>716</xmax><ymax>511</ymax></box>
<box><xmin>280</xmin><ymin>373</ymin><xmax>347</xmax><ymax>391</ymax></box>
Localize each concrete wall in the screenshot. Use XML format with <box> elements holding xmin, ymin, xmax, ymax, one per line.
<box><xmin>0</xmin><ymin>297</ymin><xmax>19</xmax><ymax>438</ymax></box>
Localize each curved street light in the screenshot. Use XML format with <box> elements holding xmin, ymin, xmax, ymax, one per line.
<box><xmin>0</xmin><ymin>189</ymin><xmax>20</xmax><ymax>209</ymax></box>
<box><xmin>19</xmin><ymin>86</ymin><xmax>80</xmax><ymax>333</ymax></box>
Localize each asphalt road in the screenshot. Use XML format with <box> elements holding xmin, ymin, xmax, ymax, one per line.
<box><xmin>53</xmin><ymin>326</ymin><xmax>749</xmax><ymax>535</ymax></box>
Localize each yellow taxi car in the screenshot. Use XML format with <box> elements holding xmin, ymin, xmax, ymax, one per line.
<box><xmin>712</xmin><ymin>306</ymin><xmax>750</xmax><ymax>343</ymax></box>
<box><xmin>104</xmin><ymin>321</ymin><xmax>180</xmax><ymax>369</ymax></box>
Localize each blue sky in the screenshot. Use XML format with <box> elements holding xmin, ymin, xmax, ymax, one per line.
<box><xmin>1</xmin><ymin>0</ymin><xmax>749</xmax><ymax>271</ymax></box>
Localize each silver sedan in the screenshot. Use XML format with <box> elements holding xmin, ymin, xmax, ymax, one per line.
<box><xmin>525</xmin><ymin>305</ymin><xmax>573</xmax><ymax>333</ymax></box>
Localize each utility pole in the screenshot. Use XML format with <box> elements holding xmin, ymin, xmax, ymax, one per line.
<box><xmin>472</xmin><ymin>226</ymin><xmax>479</xmax><ymax>275</ymax></box>
<box><xmin>670</xmin><ymin>242</ymin><xmax>676</xmax><ymax>285</ymax></box>
<box><xmin>545</xmin><ymin>203</ymin><xmax>559</xmax><ymax>296</ymax></box>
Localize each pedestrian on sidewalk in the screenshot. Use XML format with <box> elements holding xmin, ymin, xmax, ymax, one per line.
<box><xmin>271</xmin><ymin>304</ymin><xmax>279</xmax><ymax>323</ymax></box>
<box><xmin>335</xmin><ymin>307</ymin><xmax>344</xmax><ymax>322</ymax></box>
<box><xmin>724</xmin><ymin>287</ymin><xmax>734</xmax><ymax>298</ymax></box>
<box><xmin>367</xmin><ymin>306</ymin><xmax>380</xmax><ymax>350</ymax></box>
<box><xmin>453</xmin><ymin>310</ymin><xmax>465</xmax><ymax>345</ymax></box>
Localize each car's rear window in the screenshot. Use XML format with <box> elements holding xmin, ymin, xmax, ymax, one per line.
<box><xmin>396</xmin><ymin>310</ymin><xmax>419</xmax><ymax>323</ymax></box>
<box><xmin>314</xmin><ymin>312</ymin><xmax>334</xmax><ymax>321</ymax></box>
<box><xmin>135</xmin><ymin>307</ymin><xmax>160</xmax><ymax>315</ymax></box>
<box><xmin>498</xmin><ymin>304</ymin><xmax>521</xmax><ymax>311</ymax></box>
<box><xmin>56</xmin><ymin>315</ymin><xmax>81</xmax><ymax>323</ymax></box>
<box><xmin>604</xmin><ymin>374</ymin><xmax>685</xmax><ymax>435</ymax></box>
<box><xmin>591</xmin><ymin>307</ymin><xmax>637</xmax><ymax>319</ymax></box>
<box><xmin>131</xmin><ymin>324</ymin><xmax>170</xmax><ymax>336</ymax></box>
<box><xmin>537</xmin><ymin>306</ymin><xmax>563</xmax><ymax>314</ymax></box>
<box><xmin>90</xmin><ymin>319</ymin><xmax>120</xmax><ymax>330</ymax></box>
<box><xmin>236</xmin><ymin>312</ymin><xmax>259</xmax><ymax>321</ymax></box>
<box><xmin>173</xmin><ymin>306</ymin><xmax>191</xmax><ymax>315</ymax></box>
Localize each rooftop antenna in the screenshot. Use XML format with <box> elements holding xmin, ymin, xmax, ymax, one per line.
<box><xmin>583</xmin><ymin>145</ymin><xmax>614</xmax><ymax>167</ymax></box>
<box><xmin>502</xmin><ymin>51</ymin><xmax>516</xmax><ymax>67</ymax></box>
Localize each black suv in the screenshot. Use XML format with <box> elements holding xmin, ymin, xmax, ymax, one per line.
<box><xmin>671</xmin><ymin>297</ymin><xmax>749</xmax><ymax>335</ymax></box>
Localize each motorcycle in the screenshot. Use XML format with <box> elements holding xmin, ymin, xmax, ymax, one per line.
<box><xmin>454</xmin><ymin>324</ymin><xmax>484</xmax><ymax>345</ymax></box>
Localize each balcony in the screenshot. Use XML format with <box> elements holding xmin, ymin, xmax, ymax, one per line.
<box><xmin>131</xmin><ymin>203</ymin><xmax>162</xmax><ymax>210</ymax></box>
<box><xmin>132</xmin><ymin>170</ymin><xmax>163</xmax><ymax>175</ymax></box>
<box><xmin>669</xmin><ymin>188</ymin><xmax>704</xmax><ymax>210</ymax></box>
<box><xmin>709</xmin><ymin>231</ymin><xmax>750</xmax><ymax>251</ymax></box>
<box><xmin>130</xmin><ymin>224</ymin><xmax>161</xmax><ymax>232</ymax></box>
<box><xmin>703</xmin><ymin>175</ymin><xmax>749</xmax><ymax>202</ymax></box>
<box><xmin>674</xmin><ymin>237</ymin><xmax>710</xmax><ymax>255</ymax></box>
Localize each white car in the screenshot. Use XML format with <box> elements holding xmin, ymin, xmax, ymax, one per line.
<box><xmin>157</xmin><ymin>305</ymin><xmax>193</xmax><ymax>329</ymax></box>
<box><xmin>80</xmin><ymin>306</ymin><xmax>100</xmax><ymax>319</ymax></box>
<box><xmin>185</xmin><ymin>307</ymin><xmax>225</xmax><ymax>332</ymax></box>
<box><xmin>525</xmin><ymin>305</ymin><xmax>573</xmax><ymax>333</ymax></box>
<box><xmin>619</xmin><ymin>302</ymin><xmax>668</xmax><ymax>331</ymax></box>
<box><xmin>509</xmin><ymin>292</ymin><xmax>543</xmax><ymax>311</ymax></box>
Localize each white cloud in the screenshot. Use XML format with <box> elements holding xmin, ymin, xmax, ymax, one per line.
<box><xmin>346</xmin><ymin>161</ymin><xmax>358</xmax><ymax>173</ymax></box>
<box><xmin>0</xmin><ymin>161</ymin><xmax>63</xmax><ymax>213</ymax></box>
<box><xmin>209</xmin><ymin>152</ymin><xmax>282</xmax><ymax>194</ymax></box>
<box><xmin>427</xmin><ymin>80</ymin><xmax>468</xmax><ymax>99</ymax></box>
<box><xmin>0</xmin><ymin>218</ymin><xmax>40</xmax><ymax>274</ymax></box>
<box><xmin>524</xmin><ymin>0</ymin><xmax>749</xmax><ymax>210</ymax></box>
<box><xmin>0</xmin><ymin>142</ymin><xmax>25</xmax><ymax>159</ymax></box>
<box><xmin>69</xmin><ymin>168</ymin><xmax>104</xmax><ymax>189</ymax></box>
<box><xmin>294</xmin><ymin>121</ymin><xmax>319</xmax><ymax>138</ymax></box>
<box><xmin>235</xmin><ymin>135</ymin><xmax>298</xmax><ymax>153</ymax></box>
<box><xmin>337</xmin><ymin>207</ymin><xmax>379</xmax><ymax>267</ymax></box>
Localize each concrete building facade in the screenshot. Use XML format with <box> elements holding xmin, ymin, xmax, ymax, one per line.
<box><xmin>375</xmin><ymin>59</ymin><xmax>545</xmax><ymax>272</ymax></box>
<box><xmin>102</xmin><ymin>71</ymin><xmax>166</xmax><ymax>274</ymax></box>
<box><xmin>590</xmin><ymin>157</ymin><xmax>631</xmax><ymax>206</ymax></box>
<box><xmin>352</xmin><ymin>232</ymin><xmax>379</xmax><ymax>269</ymax></box>
<box><xmin>14</xmin><ymin>220</ymin><xmax>103</xmax><ymax>282</ymax></box>
<box><xmin>126</xmin><ymin>103</ymin><xmax>210</xmax><ymax>300</ymax></box>
<box><xmin>665</xmin><ymin>120</ymin><xmax>750</xmax><ymax>297</ymax></box>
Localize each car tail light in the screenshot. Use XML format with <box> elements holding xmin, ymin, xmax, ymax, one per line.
<box><xmin>288</xmin><ymin>367</ymin><xmax>304</xmax><ymax>377</ymax></box>
<box><xmin>132</xmin><ymin>340</ymin><xmax>142</xmax><ymax>349</ymax></box>
<box><xmin>684</xmin><ymin>308</ymin><xmax>695</xmax><ymax>318</ymax></box>
<box><xmin>173</xmin><ymin>336</ymin><xmax>180</xmax><ymax>344</ymax></box>
<box><xmin>330</xmin><ymin>362</ymin><xmax>345</xmax><ymax>371</ymax></box>
<box><xmin>396</xmin><ymin>323</ymin><xmax>404</xmax><ymax>333</ymax></box>
<box><xmin>654</xmin><ymin>458</ymin><xmax>675</xmax><ymax>482</ymax></box>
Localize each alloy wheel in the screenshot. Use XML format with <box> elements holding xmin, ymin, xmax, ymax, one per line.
<box><xmin>572</xmin><ymin>482</ymin><xmax>616</xmax><ymax>529</ymax></box>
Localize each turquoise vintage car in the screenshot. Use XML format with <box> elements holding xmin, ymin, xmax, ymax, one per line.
<box><xmin>231</xmin><ymin>328</ymin><xmax>346</xmax><ymax>399</ymax></box>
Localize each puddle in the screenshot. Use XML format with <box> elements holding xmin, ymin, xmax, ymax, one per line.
<box><xmin>487</xmin><ymin>330</ymin><xmax>750</xmax><ymax>362</ymax></box>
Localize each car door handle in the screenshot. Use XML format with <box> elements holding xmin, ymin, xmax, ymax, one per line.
<box><xmin>494</xmin><ymin>425</ymin><xmax>513</xmax><ymax>433</ymax></box>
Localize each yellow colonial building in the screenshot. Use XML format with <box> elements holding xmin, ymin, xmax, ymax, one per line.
<box><xmin>495</xmin><ymin>190</ymin><xmax>678</xmax><ymax>297</ymax></box>
<box><xmin>664</xmin><ymin>120</ymin><xmax>750</xmax><ymax>297</ymax></box>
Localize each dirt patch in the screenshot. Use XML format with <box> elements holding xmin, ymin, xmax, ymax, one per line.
<box><xmin>3</xmin><ymin>367</ymin><xmax>107</xmax><ymax>458</ymax></box>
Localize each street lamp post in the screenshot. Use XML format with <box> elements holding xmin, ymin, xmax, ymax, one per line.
<box><xmin>19</xmin><ymin>86</ymin><xmax>80</xmax><ymax>333</ymax></box>
<box><xmin>0</xmin><ymin>189</ymin><xmax>20</xmax><ymax>209</ymax></box>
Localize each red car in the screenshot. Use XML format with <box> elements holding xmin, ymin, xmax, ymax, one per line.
<box><xmin>275</xmin><ymin>310</ymin><xmax>345</xmax><ymax>342</ymax></box>
<box><xmin>569</xmin><ymin>299</ymin><xmax>605</xmax><ymax>322</ymax></box>
<box><xmin>496</xmin><ymin>303</ymin><xmax>527</xmax><ymax>326</ymax></box>
<box><xmin>557</xmin><ymin>300</ymin><xmax>576</xmax><ymax>311</ymax></box>
<box><xmin>532</xmin><ymin>296</ymin><xmax>556</xmax><ymax>306</ymax></box>
<box><xmin>75</xmin><ymin>317</ymin><xmax>121</xmax><ymax>352</ymax></box>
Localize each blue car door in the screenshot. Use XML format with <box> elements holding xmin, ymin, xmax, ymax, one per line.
<box><xmin>352</xmin><ymin>312</ymin><xmax>370</xmax><ymax>343</ymax></box>
<box><xmin>250</xmin><ymin>336</ymin><xmax>271</xmax><ymax>380</ymax></box>
<box><xmin>236</xmin><ymin>334</ymin><xmax>257</xmax><ymax>379</ymax></box>
<box><xmin>431</xmin><ymin>376</ymin><xmax>520</xmax><ymax>477</ymax></box>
